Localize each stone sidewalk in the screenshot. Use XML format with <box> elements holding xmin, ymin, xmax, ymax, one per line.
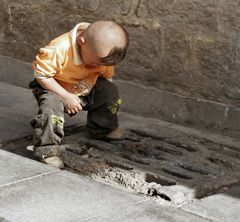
<box><xmin>0</xmin><ymin>80</ymin><xmax>240</xmax><ymax>222</ymax></box>
<box><xmin>0</xmin><ymin>149</ymin><xmax>212</xmax><ymax>222</ymax></box>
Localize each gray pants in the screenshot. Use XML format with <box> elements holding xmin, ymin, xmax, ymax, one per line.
<box><xmin>29</xmin><ymin>78</ymin><xmax>121</xmax><ymax>146</ymax></box>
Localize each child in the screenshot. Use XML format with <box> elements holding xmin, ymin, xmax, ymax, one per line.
<box><xmin>29</xmin><ymin>20</ymin><xmax>129</xmax><ymax>167</ymax></box>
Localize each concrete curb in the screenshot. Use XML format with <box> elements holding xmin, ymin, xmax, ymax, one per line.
<box><xmin>0</xmin><ymin>55</ymin><xmax>32</xmax><ymax>88</ymax></box>
<box><xmin>117</xmin><ymin>80</ymin><xmax>240</xmax><ymax>138</ymax></box>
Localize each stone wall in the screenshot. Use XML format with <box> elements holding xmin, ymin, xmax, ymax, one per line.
<box><xmin>1</xmin><ymin>0</ymin><xmax>240</xmax><ymax>136</ymax></box>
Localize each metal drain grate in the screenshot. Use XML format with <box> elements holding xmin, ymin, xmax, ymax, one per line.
<box><xmin>61</xmin><ymin>126</ymin><xmax>240</xmax><ymax>202</ymax></box>
<box><xmin>2</xmin><ymin>125</ymin><xmax>240</xmax><ymax>205</ymax></box>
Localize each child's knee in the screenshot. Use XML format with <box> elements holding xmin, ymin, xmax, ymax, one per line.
<box><xmin>40</xmin><ymin>93</ymin><xmax>65</xmax><ymax>111</ymax></box>
<box><xmin>96</xmin><ymin>78</ymin><xmax>119</xmax><ymax>101</ymax></box>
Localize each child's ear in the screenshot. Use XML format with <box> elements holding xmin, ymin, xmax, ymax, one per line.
<box><xmin>77</xmin><ymin>36</ymin><xmax>85</xmax><ymax>46</ymax></box>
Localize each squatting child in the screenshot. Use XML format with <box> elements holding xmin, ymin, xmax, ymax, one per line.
<box><xmin>29</xmin><ymin>20</ymin><xmax>129</xmax><ymax>167</ymax></box>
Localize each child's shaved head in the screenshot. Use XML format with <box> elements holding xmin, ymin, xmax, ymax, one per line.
<box><xmin>78</xmin><ymin>21</ymin><xmax>129</xmax><ymax>66</ymax></box>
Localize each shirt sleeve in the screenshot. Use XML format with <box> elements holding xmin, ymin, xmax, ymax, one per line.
<box><xmin>32</xmin><ymin>46</ymin><xmax>64</xmax><ymax>79</ymax></box>
<box><xmin>101</xmin><ymin>66</ymin><xmax>115</xmax><ymax>79</ymax></box>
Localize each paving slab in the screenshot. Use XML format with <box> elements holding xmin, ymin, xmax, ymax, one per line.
<box><xmin>0</xmin><ymin>216</ymin><xmax>9</xmax><ymax>222</ymax></box>
<box><xmin>0</xmin><ymin>167</ymin><xmax>211</xmax><ymax>222</ymax></box>
<box><xmin>0</xmin><ymin>55</ymin><xmax>33</xmax><ymax>88</ymax></box>
<box><xmin>89</xmin><ymin>200</ymin><xmax>212</xmax><ymax>222</ymax></box>
<box><xmin>0</xmin><ymin>117</ymin><xmax>31</xmax><ymax>143</ymax></box>
<box><xmin>0</xmin><ymin>81</ymin><xmax>36</xmax><ymax>142</ymax></box>
<box><xmin>0</xmin><ymin>149</ymin><xmax>56</xmax><ymax>187</ymax></box>
<box><xmin>181</xmin><ymin>192</ymin><xmax>240</xmax><ymax>222</ymax></box>
<box><xmin>0</xmin><ymin>168</ymin><xmax>142</xmax><ymax>222</ymax></box>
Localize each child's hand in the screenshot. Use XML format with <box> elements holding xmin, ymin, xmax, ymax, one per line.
<box><xmin>63</xmin><ymin>92</ymin><xmax>82</xmax><ymax>115</ymax></box>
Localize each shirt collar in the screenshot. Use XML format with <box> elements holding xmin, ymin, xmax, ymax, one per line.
<box><xmin>70</xmin><ymin>22</ymin><xmax>91</xmax><ymax>65</ymax></box>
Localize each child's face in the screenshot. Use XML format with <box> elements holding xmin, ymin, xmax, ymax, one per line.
<box><xmin>80</xmin><ymin>43</ymin><xmax>101</xmax><ymax>68</ymax></box>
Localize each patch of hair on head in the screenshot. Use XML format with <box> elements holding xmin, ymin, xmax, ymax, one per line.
<box><xmin>99</xmin><ymin>46</ymin><xmax>127</xmax><ymax>66</ymax></box>
<box><xmin>85</xmin><ymin>21</ymin><xmax>129</xmax><ymax>66</ymax></box>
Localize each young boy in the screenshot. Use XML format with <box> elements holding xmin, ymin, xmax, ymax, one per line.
<box><xmin>29</xmin><ymin>21</ymin><xmax>129</xmax><ymax>167</ymax></box>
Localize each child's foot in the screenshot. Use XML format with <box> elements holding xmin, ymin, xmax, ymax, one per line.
<box><xmin>40</xmin><ymin>156</ymin><xmax>64</xmax><ymax>169</ymax></box>
<box><xmin>104</xmin><ymin>127</ymin><xmax>125</xmax><ymax>141</ymax></box>
<box><xmin>33</xmin><ymin>144</ymin><xmax>64</xmax><ymax>168</ymax></box>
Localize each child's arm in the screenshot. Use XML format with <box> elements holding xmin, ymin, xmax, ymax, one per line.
<box><xmin>36</xmin><ymin>78</ymin><xmax>82</xmax><ymax>115</ymax></box>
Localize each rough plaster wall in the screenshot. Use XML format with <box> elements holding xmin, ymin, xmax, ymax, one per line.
<box><xmin>1</xmin><ymin>0</ymin><xmax>240</xmax><ymax>107</ymax></box>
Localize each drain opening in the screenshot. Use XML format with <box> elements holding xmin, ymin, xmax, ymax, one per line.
<box><xmin>134</xmin><ymin>148</ymin><xmax>166</xmax><ymax>161</ymax></box>
<box><xmin>167</xmin><ymin>141</ymin><xmax>197</xmax><ymax>152</ymax></box>
<box><xmin>105</xmin><ymin>161</ymin><xmax>134</xmax><ymax>170</ymax></box>
<box><xmin>223</xmin><ymin>151</ymin><xmax>240</xmax><ymax>159</ymax></box>
<box><xmin>155</xmin><ymin>145</ymin><xmax>182</xmax><ymax>156</ymax></box>
<box><xmin>129</xmin><ymin>129</ymin><xmax>165</xmax><ymax>141</ymax></box>
<box><xmin>66</xmin><ymin>147</ymin><xmax>88</xmax><ymax>156</ymax></box>
<box><xmin>178</xmin><ymin>164</ymin><xmax>209</xmax><ymax>175</ymax></box>
<box><xmin>147</xmin><ymin>189</ymin><xmax>171</xmax><ymax>201</ymax></box>
<box><xmin>158</xmin><ymin>193</ymin><xmax>171</xmax><ymax>201</ymax></box>
<box><xmin>207</xmin><ymin>156</ymin><xmax>234</xmax><ymax>168</ymax></box>
<box><xmin>122</xmin><ymin>154</ymin><xmax>150</xmax><ymax>165</ymax></box>
<box><xmin>145</xmin><ymin>173</ymin><xmax>176</xmax><ymax>186</ymax></box>
<box><xmin>162</xmin><ymin>168</ymin><xmax>193</xmax><ymax>180</ymax></box>
<box><xmin>124</xmin><ymin>136</ymin><xmax>142</xmax><ymax>143</ymax></box>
